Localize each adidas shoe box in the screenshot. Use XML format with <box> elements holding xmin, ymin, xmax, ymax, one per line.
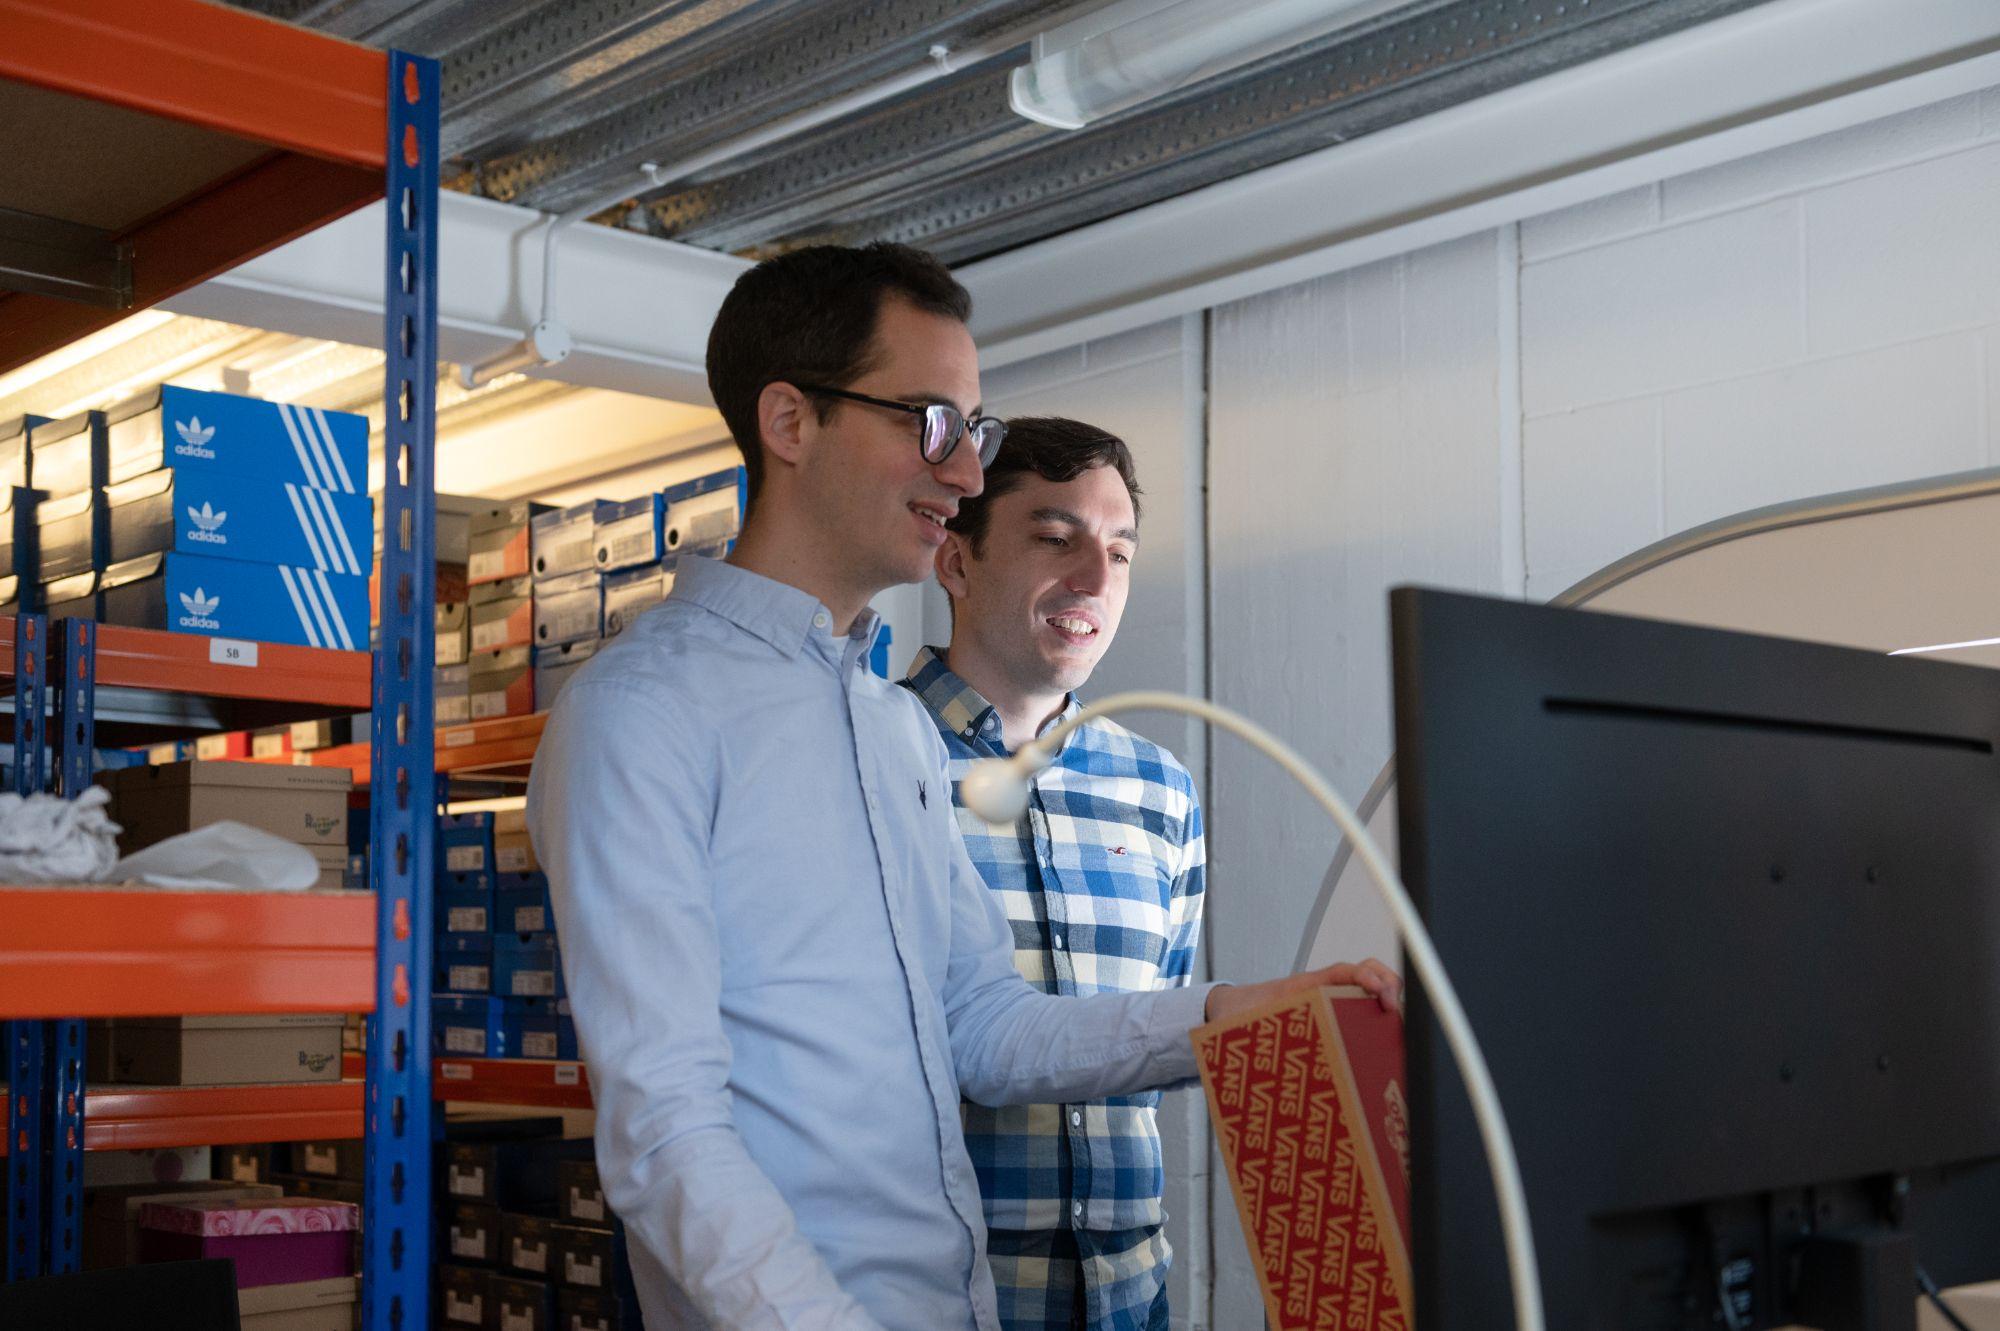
<box><xmin>590</xmin><ymin>495</ymin><xmax>661</xmax><ymax>574</ymax></box>
<box><xmin>496</xmin><ymin>873</ymin><xmax>553</xmax><ymax>936</ymax></box>
<box><xmin>504</xmin><ymin>997</ymin><xmax>575</xmax><ymax>1061</ymax></box>
<box><xmin>440</xmin><ymin>876</ymin><xmax>495</xmax><ymax>935</ymax></box>
<box><xmin>105</xmin><ymin>467</ymin><xmax>373</xmax><ymax>574</ymax></box>
<box><xmin>470</xmin><ymin>645</ymin><xmax>534</xmax><ymax>721</ymax></box>
<box><xmin>494</xmin><ymin>932</ymin><xmax>562</xmax><ymax>999</ymax></box>
<box><xmin>105</xmin><ymin>386</ymin><xmax>366</xmax><ymax>494</ymax></box>
<box><xmin>469</xmin><ymin>500</ymin><xmax>550</xmax><ymax>586</ymax></box>
<box><xmin>435</xmin><ymin>995</ymin><xmax>507</xmax><ymax>1058</ymax></box>
<box><xmin>532</xmin><ymin>573</ymin><xmax>600</xmax><ymax>649</ymax></box>
<box><xmin>28</xmin><ymin>409</ymin><xmax>105</xmax><ymax>499</ymax></box>
<box><xmin>471</xmin><ymin>575</ymin><xmax>533</xmax><ymax>652</ymax></box>
<box><xmin>437</xmin><ymin>933</ymin><xmax>495</xmax><ymax>996</ymax></box>
<box><xmin>441</xmin><ymin>811</ymin><xmax>495</xmax><ymax>875</ymax></box>
<box><xmin>436</xmin><ymin>662</ymin><xmax>473</xmax><ymax>726</ymax></box>
<box><xmin>99</xmin><ymin>550</ymin><xmax>369</xmax><ymax>651</ymax></box>
<box><xmin>530</xmin><ymin>502</ymin><xmax>612</xmax><ymax>582</ymax></box>
<box><xmin>661</xmin><ymin>468</ymin><xmax>742</xmax><ymax>554</ymax></box>
<box><xmin>533</xmin><ymin>639</ymin><xmax>598</xmax><ymax>712</ymax></box>
<box><xmin>102</xmin><ymin>759</ymin><xmax>350</xmax><ymax>852</ymax></box>
<box><xmin>601</xmin><ymin>562</ymin><xmax>675</xmax><ymax>638</ymax></box>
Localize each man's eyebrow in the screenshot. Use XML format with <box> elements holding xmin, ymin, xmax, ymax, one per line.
<box><xmin>1028</xmin><ymin>507</ymin><xmax>1141</xmax><ymax>545</ymax></box>
<box><xmin>902</xmin><ymin>389</ymin><xmax>981</xmax><ymax>415</ymax></box>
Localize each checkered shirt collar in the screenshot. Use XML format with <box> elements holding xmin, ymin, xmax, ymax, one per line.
<box><xmin>903</xmin><ymin>645</ymin><xmax>1081</xmax><ymax>756</ymax></box>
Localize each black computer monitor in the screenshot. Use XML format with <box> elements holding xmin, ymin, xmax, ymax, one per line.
<box><xmin>1389</xmin><ymin>588</ymin><xmax>2000</xmax><ymax>1331</ymax></box>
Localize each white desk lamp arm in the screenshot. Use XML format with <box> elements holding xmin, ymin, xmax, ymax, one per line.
<box><xmin>960</xmin><ymin>689</ymin><xmax>1545</xmax><ymax>1331</ymax></box>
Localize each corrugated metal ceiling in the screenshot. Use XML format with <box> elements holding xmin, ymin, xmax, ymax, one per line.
<box><xmin>227</xmin><ymin>0</ymin><xmax>1774</xmax><ymax>265</ymax></box>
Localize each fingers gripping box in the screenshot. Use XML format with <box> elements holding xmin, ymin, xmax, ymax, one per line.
<box><xmin>1193</xmin><ymin>985</ymin><xmax>1412</xmax><ymax>1331</ymax></box>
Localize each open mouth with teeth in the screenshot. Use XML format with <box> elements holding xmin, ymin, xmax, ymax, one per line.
<box><xmin>1045</xmin><ymin>614</ymin><xmax>1099</xmax><ymax>645</ymax></box>
<box><xmin>910</xmin><ymin>502</ymin><xmax>953</xmax><ymax>538</ymax></box>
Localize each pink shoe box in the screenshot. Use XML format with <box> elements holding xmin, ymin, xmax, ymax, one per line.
<box><xmin>137</xmin><ymin>1196</ymin><xmax>358</xmax><ymax>1289</ymax></box>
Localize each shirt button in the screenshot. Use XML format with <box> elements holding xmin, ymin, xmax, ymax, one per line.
<box><xmin>1070</xmin><ymin>1110</ymin><xmax>1081</xmax><ymax>1127</ymax></box>
<box><xmin>1072</xmin><ymin>1202</ymin><xmax>1084</xmax><ymax>1218</ymax></box>
<box><xmin>1052</xmin><ymin>934</ymin><xmax>1064</xmax><ymax>950</ymax></box>
<box><xmin>813</xmin><ymin>612</ymin><xmax>829</xmax><ymax>629</ymax></box>
<box><xmin>962</xmin><ymin>727</ymin><xmax>974</xmax><ymax>738</ymax></box>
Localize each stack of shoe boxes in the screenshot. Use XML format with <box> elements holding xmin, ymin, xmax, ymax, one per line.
<box><xmin>373</xmin><ymin>491</ymin><xmax>480</xmax><ymax>716</ymax></box>
<box><xmin>468</xmin><ymin>500</ymin><xmax>547</xmax><ymax>720</ymax></box>
<box><xmin>598</xmin><ymin>468</ymin><xmax>744</xmax><ymax>645</ymax></box>
<box><xmin>529</xmin><ymin>502</ymin><xmax>609</xmax><ymax>714</ymax></box>
<box><xmin>437</xmin><ymin>1117</ymin><xmax>599</xmax><ymax>1331</ymax></box>
<box><xmin>29</xmin><ymin>408</ymin><xmax>108</xmax><ymax>619</ymax></box>
<box><xmin>433</xmin><ymin>806</ymin><xmax>574</xmax><ymax>1063</ymax></box>
<box><xmin>79</xmin><ymin>387</ymin><xmax>371</xmax><ymax>647</ymax></box>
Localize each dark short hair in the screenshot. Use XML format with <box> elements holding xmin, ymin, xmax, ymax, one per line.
<box><xmin>947</xmin><ymin>416</ymin><xmax>1142</xmax><ymax>555</ymax></box>
<box><xmin>705</xmin><ymin>242</ymin><xmax>972</xmax><ymax>507</ymax></box>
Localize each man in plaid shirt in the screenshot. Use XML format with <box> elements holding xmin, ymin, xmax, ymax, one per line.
<box><xmin>904</xmin><ymin>416</ymin><xmax>1202</xmax><ymax>1331</ymax></box>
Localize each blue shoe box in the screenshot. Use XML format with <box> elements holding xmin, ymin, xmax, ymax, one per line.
<box><xmin>530</xmin><ymin>501</ymin><xmax>614</xmax><ymax>582</ymax></box>
<box><xmin>503</xmin><ymin>997</ymin><xmax>575</xmax><ymax>1062</ymax></box>
<box><xmin>105</xmin><ymin>385</ymin><xmax>367</xmax><ymax>493</ymax></box>
<box><xmin>494</xmin><ymin>932</ymin><xmax>564</xmax><ymax>1000</ymax></box>
<box><xmin>439</xmin><ymin>878</ymin><xmax>496</xmax><ymax>935</ymax></box>
<box><xmin>532</xmin><ymin>639</ymin><xmax>598</xmax><ymax>712</ymax></box>
<box><xmin>437</xmin><ymin>933</ymin><xmax>495</xmax><ymax>996</ymax></box>
<box><xmin>591</xmin><ymin>494</ymin><xmax>662</xmax><ymax>573</ymax></box>
<box><xmin>98</xmin><ymin>550</ymin><xmax>368</xmax><ymax>650</ymax></box>
<box><xmin>601</xmin><ymin>562</ymin><xmax>672</xmax><ymax>637</ymax></box>
<box><xmin>434</xmin><ymin>995</ymin><xmax>506</xmax><ymax>1058</ymax></box>
<box><xmin>494</xmin><ymin>873</ymin><xmax>552</xmax><ymax>936</ymax></box>
<box><xmin>661</xmin><ymin>468</ymin><xmax>743</xmax><ymax>554</ymax></box>
<box><xmin>441</xmin><ymin>811</ymin><xmax>495</xmax><ymax>876</ymax></box>
<box><xmin>105</xmin><ymin>467</ymin><xmax>373</xmax><ymax>575</ymax></box>
<box><xmin>531</xmin><ymin>571</ymin><xmax>600</xmax><ymax>648</ymax></box>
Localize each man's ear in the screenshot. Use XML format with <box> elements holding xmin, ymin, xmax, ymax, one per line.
<box><xmin>756</xmin><ymin>381</ymin><xmax>812</xmax><ymax>471</ymax></box>
<box><xmin>935</xmin><ymin>531</ymin><xmax>973</xmax><ymax>602</ymax></box>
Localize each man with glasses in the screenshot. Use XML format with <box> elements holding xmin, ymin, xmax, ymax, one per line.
<box><xmin>528</xmin><ymin>242</ymin><xmax>1400</xmax><ymax>1331</ymax></box>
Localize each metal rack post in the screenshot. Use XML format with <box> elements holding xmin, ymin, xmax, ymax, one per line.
<box><xmin>3</xmin><ymin>615</ymin><xmax>49</xmax><ymax>1283</ymax></box>
<box><xmin>44</xmin><ymin>619</ymin><xmax>94</xmax><ymax>1275</ymax></box>
<box><xmin>363</xmin><ymin>49</ymin><xmax>440</xmax><ymax>1331</ymax></box>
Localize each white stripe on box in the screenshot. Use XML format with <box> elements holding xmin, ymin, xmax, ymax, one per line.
<box><xmin>289</xmin><ymin>403</ymin><xmax>338</xmax><ymax>491</ymax></box>
<box><xmin>315</xmin><ymin>569</ymin><xmax>356</xmax><ymax>650</ymax></box>
<box><xmin>309</xmin><ymin>407</ymin><xmax>357</xmax><ymax>494</ymax></box>
<box><xmin>310</xmin><ymin>484</ymin><xmax>363</xmax><ymax>575</ymax></box>
<box><xmin>277</xmin><ymin>404</ymin><xmax>331</xmax><ymax>489</ymax></box>
<box><xmin>285</xmin><ymin>483</ymin><xmax>333</xmax><ymax>571</ymax></box>
<box><xmin>291</xmin><ymin>562</ymin><xmax>339</xmax><ymax>649</ymax></box>
<box><xmin>277</xmin><ymin>565</ymin><xmax>324</xmax><ymax>649</ymax></box>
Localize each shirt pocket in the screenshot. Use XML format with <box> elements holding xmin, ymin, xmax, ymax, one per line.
<box><xmin>1049</xmin><ymin>841</ymin><xmax>1175</xmax><ymax>988</ymax></box>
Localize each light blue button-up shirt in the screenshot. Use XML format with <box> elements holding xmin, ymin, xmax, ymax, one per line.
<box><xmin>526</xmin><ymin>556</ymin><xmax>1215</xmax><ymax>1331</ymax></box>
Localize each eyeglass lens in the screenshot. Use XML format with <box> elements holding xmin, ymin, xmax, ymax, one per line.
<box><xmin>919</xmin><ymin>405</ymin><xmax>1006</xmax><ymax>467</ymax></box>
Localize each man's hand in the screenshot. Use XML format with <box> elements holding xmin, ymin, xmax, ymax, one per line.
<box><xmin>1204</xmin><ymin>958</ymin><xmax>1403</xmax><ymax>1024</ymax></box>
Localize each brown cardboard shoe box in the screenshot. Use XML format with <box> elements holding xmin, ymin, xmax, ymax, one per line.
<box><xmin>470</xmin><ymin>575</ymin><xmax>533</xmax><ymax>653</ymax></box>
<box><xmin>88</xmin><ymin>1013</ymin><xmax>345</xmax><ymax>1086</ymax></box>
<box><xmin>101</xmin><ymin>759</ymin><xmax>351</xmax><ymax>852</ymax></box>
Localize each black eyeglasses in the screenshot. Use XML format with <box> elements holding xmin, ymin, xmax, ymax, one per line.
<box><xmin>795</xmin><ymin>384</ymin><xmax>1007</xmax><ymax>468</ymax></box>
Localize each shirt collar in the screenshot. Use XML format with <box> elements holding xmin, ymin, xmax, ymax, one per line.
<box><xmin>671</xmin><ymin>554</ymin><xmax>882</xmax><ymax>665</ymax></box>
<box><xmin>903</xmin><ymin>645</ymin><xmax>1081</xmax><ymax>753</ymax></box>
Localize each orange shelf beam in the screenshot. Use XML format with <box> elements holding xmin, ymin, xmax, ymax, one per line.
<box><xmin>87</xmin><ymin>625</ymin><xmax>372</xmax><ymax>708</ymax></box>
<box><xmin>0</xmin><ymin>0</ymin><xmax>387</xmax><ymax>168</ymax></box>
<box><xmin>0</xmin><ymin>1080</ymin><xmax>365</xmax><ymax>1154</ymax></box>
<box><xmin>0</xmin><ymin>887</ymin><xmax>377</xmax><ymax>1018</ymax></box>
<box><xmin>283</xmin><ymin>713</ymin><xmax>547</xmax><ymax>788</ymax></box>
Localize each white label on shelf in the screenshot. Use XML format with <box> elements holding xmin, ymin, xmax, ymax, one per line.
<box><xmin>446</xmin><ymin>906</ymin><xmax>487</xmax><ymax>933</ymax></box>
<box><xmin>439</xmin><ymin>1062</ymin><xmax>473</xmax><ymax>1080</ymax></box>
<box><xmin>446</xmin><ymin>845</ymin><xmax>486</xmax><ymax>871</ymax></box>
<box><xmin>513</xmin><ymin>906</ymin><xmax>547</xmax><ymax>933</ymax></box>
<box><xmin>292</xmin><ymin>753</ymin><xmax>314</xmax><ymax>766</ymax></box>
<box><xmin>451</xmin><ymin>1228</ymin><xmax>485</xmax><ymax>1259</ymax></box>
<box><xmin>444</xmin><ymin>1292</ymin><xmax>483</xmax><ymax>1323</ymax></box>
<box><xmin>554</xmin><ymin>1064</ymin><xmax>582</xmax><ymax>1087</ymax></box>
<box><xmin>521</xmin><ymin>1031</ymin><xmax>558</xmax><ymax>1059</ymax></box>
<box><xmin>208</xmin><ymin>638</ymin><xmax>259</xmax><ymax>667</ymax></box>
<box><xmin>449</xmin><ymin>1163</ymin><xmax>486</xmax><ymax>1197</ymax></box>
<box><xmin>569</xmin><ymin>1185</ymin><xmax>604</xmax><ymax>1222</ymax></box>
<box><xmin>513</xmin><ymin>971</ymin><xmax>556</xmax><ymax>997</ymax></box>
<box><xmin>565</xmin><ymin>1252</ymin><xmax>603</xmax><ymax>1288</ymax></box>
<box><xmin>496</xmin><ymin>846</ymin><xmax>532</xmax><ymax>873</ymax></box>
<box><xmin>444</xmin><ymin>1027</ymin><xmax>485</xmax><ymax>1055</ymax></box>
<box><xmin>513</xmin><ymin>1237</ymin><xmax>547</xmax><ymax>1273</ymax></box>
<box><xmin>444</xmin><ymin>727</ymin><xmax>476</xmax><ymax>748</ymax></box>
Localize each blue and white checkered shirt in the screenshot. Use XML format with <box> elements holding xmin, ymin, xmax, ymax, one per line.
<box><xmin>904</xmin><ymin>647</ymin><xmax>1207</xmax><ymax>1324</ymax></box>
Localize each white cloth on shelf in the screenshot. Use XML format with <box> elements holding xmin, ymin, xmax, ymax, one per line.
<box><xmin>111</xmin><ymin>821</ymin><xmax>320</xmax><ymax>890</ymax></box>
<box><xmin>0</xmin><ymin>784</ymin><xmax>121</xmax><ymax>882</ymax></box>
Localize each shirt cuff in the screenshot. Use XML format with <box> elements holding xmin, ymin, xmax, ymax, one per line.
<box><xmin>1146</xmin><ymin>981</ymin><xmax>1223</xmax><ymax>1084</ymax></box>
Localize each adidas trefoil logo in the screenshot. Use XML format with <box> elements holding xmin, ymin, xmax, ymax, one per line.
<box><xmin>173</xmin><ymin>417</ymin><xmax>217</xmax><ymax>459</ymax></box>
<box><xmin>178</xmin><ymin>588</ymin><xmax>221</xmax><ymax>630</ymax></box>
<box><xmin>185</xmin><ymin>501</ymin><xmax>228</xmax><ymax>543</ymax></box>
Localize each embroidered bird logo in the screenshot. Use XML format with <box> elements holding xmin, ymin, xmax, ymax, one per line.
<box><xmin>186</xmin><ymin>502</ymin><xmax>226</xmax><ymax>532</ymax></box>
<box><xmin>175</xmin><ymin>417</ymin><xmax>215</xmax><ymax>447</ymax></box>
<box><xmin>919</xmin><ymin>781</ymin><xmax>928</xmax><ymax>810</ymax></box>
<box><xmin>179</xmin><ymin>588</ymin><xmax>219</xmax><ymax>617</ymax></box>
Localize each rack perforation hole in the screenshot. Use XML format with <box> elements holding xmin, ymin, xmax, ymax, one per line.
<box><xmin>403</xmin><ymin>62</ymin><xmax>420</xmax><ymax>105</ymax></box>
<box><xmin>402</xmin><ymin>125</ymin><xmax>419</xmax><ymax>168</ymax></box>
